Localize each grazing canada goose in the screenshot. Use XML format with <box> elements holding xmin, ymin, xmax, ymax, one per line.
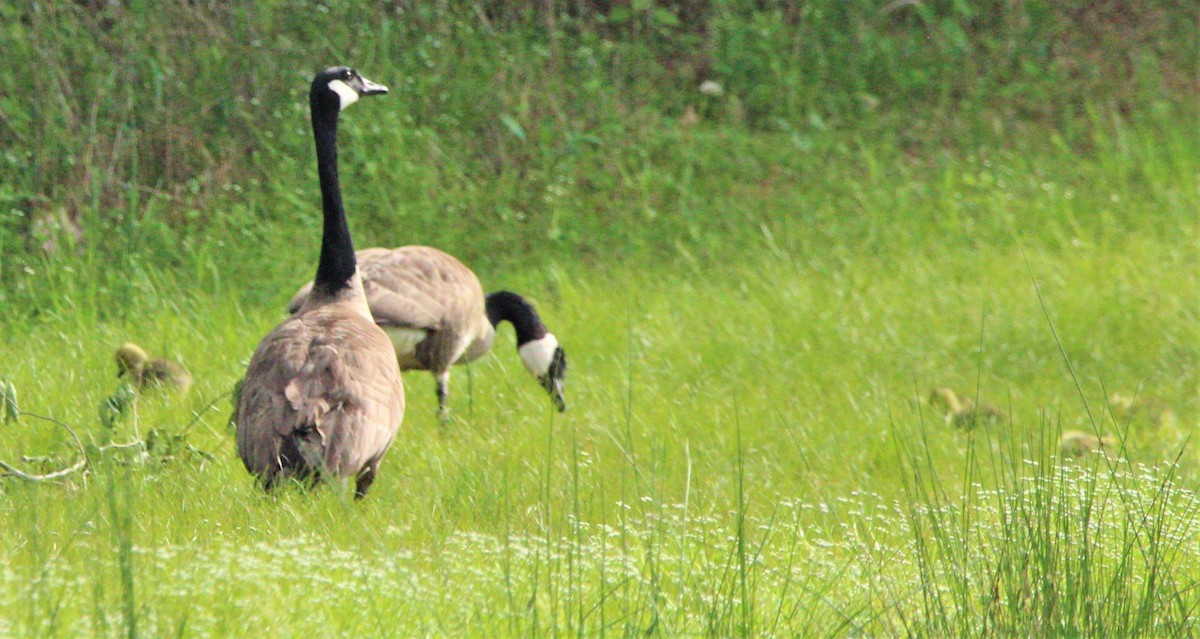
<box><xmin>115</xmin><ymin>342</ymin><xmax>192</xmax><ymax>392</ymax></box>
<box><xmin>288</xmin><ymin>246</ymin><xmax>567</xmax><ymax>417</ymax></box>
<box><xmin>234</xmin><ymin>67</ymin><xmax>403</xmax><ymax>499</ymax></box>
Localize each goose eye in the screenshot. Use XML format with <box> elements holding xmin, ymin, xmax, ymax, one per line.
<box><xmin>342</xmin><ymin>69</ymin><xmax>353</xmax><ymax>80</ymax></box>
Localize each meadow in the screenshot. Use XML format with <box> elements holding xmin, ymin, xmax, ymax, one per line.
<box><xmin>1</xmin><ymin>1</ymin><xmax>1198</xmax><ymax>636</ymax></box>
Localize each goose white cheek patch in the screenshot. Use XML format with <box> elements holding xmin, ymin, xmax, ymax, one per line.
<box><xmin>327</xmin><ymin>79</ymin><xmax>359</xmax><ymax>110</ymax></box>
<box><xmin>518</xmin><ymin>333</ymin><xmax>559</xmax><ymax>377</ymax></box>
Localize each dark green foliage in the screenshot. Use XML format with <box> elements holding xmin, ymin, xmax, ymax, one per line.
<box><xmin>0</xmin><ymin>0</ymin><xmax>1194</xmax><ymax>322</ymax></box>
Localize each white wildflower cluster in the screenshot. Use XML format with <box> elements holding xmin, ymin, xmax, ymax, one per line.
<box><xmin>1</xmin><ymin>462</ymin><xmax>1197</xmax><ymax>635</ymax></box>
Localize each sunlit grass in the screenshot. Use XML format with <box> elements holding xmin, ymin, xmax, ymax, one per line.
<box><xmin>2</xmin><ymin>191</ymin><xmax>1196</xmax><ymax>633</ymax></box>
<box><xmin>0</xmin><ymin>13</ymin><xmax>1196</xmax><ymax>630</ymax></box>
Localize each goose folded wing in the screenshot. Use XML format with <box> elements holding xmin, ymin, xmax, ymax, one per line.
<box><xmin>281</xmin><ymin>329</ymin><xmax>402</xmax><ymax>477</ymax></box>
<box><xmin>363</xmin><ymin>280</ymin><xmax>444</xmax><ymax>331</ymax></box>
<box><xmin>235</xmin><ymin>319</ymin><xmax>315</xmax><ymax>474</ymax></box>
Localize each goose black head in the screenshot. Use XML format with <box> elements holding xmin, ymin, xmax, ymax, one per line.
<box><xmin>311</xmin><ymin>66</ymin><xmax>388</xmax><ymax>112</ymax></box>
<box><xmin>518</xmin><ymin>334</ymin><xmax>568</xmax><ymax>413</ymax></box>
<box><xmin>541</xmin><ymin>345</ymin><xmax>568</xmax><ymax>413</ymax></box>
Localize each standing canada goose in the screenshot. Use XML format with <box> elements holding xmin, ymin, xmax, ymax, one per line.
<box><xmin>288</xmin><ymin>246</ymin><xmax>567</xmax><ymax>417</ymax></box>
<box><xmin>234</xmin><ymin>67</ymin><xmax>403</xmax><ymax>499</ymax></box>
<box><xmin>115</xmin><ymin>342</ymin><xmax>192</xmax><ymax>392</ymax></box>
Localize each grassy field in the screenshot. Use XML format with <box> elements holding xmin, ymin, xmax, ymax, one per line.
<box><xmin>2</xmin><ymin>1</ymin><xmax>1198</xmax><ymax>636</ymax></box>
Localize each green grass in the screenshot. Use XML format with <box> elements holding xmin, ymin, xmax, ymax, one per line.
<box><xmin>2</xmin><ymin>1</ymin><xmax>1198</xmax><ymax>636</ymax></box>
<box><xmin>2</xmin><ymin>0</ymin><xmax>1195</xmax><ymax>314</ymax></box>
<box><xmin>2</xmin><ymin>112</ymin><xmax>1197</xmax><ymax>634</ymax></box>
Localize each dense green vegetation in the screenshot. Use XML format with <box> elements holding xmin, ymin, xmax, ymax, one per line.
<box><xmin>2</xmin><ymin>0</ymin><xmax>1195</xmax><ymax>314</ymax></box>
<box><xmin>1</xmin><ymin>1</ymin><xmax>1197</xmax><ymax>636</ymax></box>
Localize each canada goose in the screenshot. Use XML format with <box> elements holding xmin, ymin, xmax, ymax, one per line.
<box><xmin>288</xmin><ymin>246</ymin><xmax>567</xmax><ymax>417</ymax></box>
<box><xmin>234</xmin><ymin>67</ymin><xmax>403</xmax><ymax>499</ymax></box>
<box><xmin>115</xmin><ymin>342</ymin><xmax>192</xmax><ymax>392</ymax></box>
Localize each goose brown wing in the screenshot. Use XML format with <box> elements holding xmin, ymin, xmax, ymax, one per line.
<box><xmin>292</xmin><ymin>272</ymin><xmax>444</xmax><ymax>331</ymax></box>
<box><xmin>236</xmin><ymin>316</ymin><xmax>311</xmax><ymax>477</ymax></box>
<box><xmin>360</xmin><ymin>246</ymin><xmax>485</xmax><ymax>331</ymax></box>
<box><xmin>288</xmin><ymin>247</ymin><xmax>465</xmax><ymax>330</ymax></box>
<box><xmin>362</xmin><ymin>279</ymin><xmax>444</xmax><ymax>331</ymax></box>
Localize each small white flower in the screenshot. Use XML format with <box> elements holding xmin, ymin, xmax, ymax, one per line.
<box><xmin>698</xmin><ymin>80</ymin><xmax>724</xmax><ymax>97</ymax></box>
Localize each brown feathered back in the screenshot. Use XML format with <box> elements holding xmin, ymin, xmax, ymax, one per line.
<box><xmin>236</xmin><ymin>293</ymin><xmax>405</xmax><ymax>496</ymax></box>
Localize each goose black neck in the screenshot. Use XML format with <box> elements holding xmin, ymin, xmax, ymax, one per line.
<box><xmin>486</xmin><ymin>291</ymin><xmax>547</xmax><ymax>346</ymax></box>
<box><xmin>311</xmin><ymin>93</ymin><xmax>356</xmax><ymax>295</ymax></box>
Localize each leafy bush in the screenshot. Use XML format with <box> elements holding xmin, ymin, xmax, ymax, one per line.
<box><xmin>0</xmin><ymin>0</ymin><xmax>1193</xmax><ymax>321</ymax></box>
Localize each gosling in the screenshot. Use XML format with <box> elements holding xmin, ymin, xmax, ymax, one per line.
<box><xmin>1059</xmin><ymin>430</ymin><xmax>1117</xmax><ymax>458</ymax></box>
<box><xmin>115</xmin><ymin>343</ymin><xmax>192</xmax><ymax>392</ymax></box>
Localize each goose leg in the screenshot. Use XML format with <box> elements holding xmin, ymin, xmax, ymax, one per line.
<box><xmin>435</xmin><ymin>371</ymin><xmax>451</xmax><ymax>422</ymax></box>
<box><xmin>354</xmin><ymin>463</ymin><xmax>377</xmax><ymax>499</ymax></box>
